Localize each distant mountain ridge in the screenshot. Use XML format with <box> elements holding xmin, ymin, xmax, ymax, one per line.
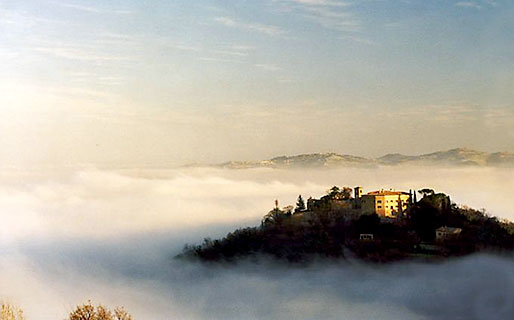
<box><xmin>213</xmin><ymin>148</ymin><xmax>514</xmax><ymax>169</ymax></box>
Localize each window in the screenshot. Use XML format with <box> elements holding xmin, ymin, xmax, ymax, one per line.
<box><xmin>377</xmin><ymin>205</ymin><xmax>382</xmax><ymax>209</ymax></box>
<box><xmin>377</xmin><ymin>200</ymin><xmax>382</xmax><ymax>203</ymax></box>
<box><xmin>391</xmin><ymin>206</ymin><xmax>394</xmax><ymax>209</ymax></box>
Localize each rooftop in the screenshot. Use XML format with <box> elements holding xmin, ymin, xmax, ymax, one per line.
<box><xmin>436</xmin><ymin>226</ymin><xmax>462</xmax><ymax>233</ymax></box>
<box><xmin>366</xmin><ymin>190</ymin><xmax>410</xmax><ymax>196</ymax></box>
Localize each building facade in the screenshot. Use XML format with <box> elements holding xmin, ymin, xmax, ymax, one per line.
<box><xmin>359</xmin><ymin>190</ymin><xmax>411</xmax><ymax>218</ymax></box>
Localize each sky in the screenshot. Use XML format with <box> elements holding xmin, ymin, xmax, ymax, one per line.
<box><xmin>1</xmin><ymin>0</ymin><xmax>514</xmax><ymax>167</ymax></box>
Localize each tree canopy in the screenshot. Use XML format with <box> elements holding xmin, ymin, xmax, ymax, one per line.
<box><xmin>418</xmin><ymin>188</ymin><xmax>435</xmax><ymax>198</ymax></box>
<box><xmin>68</xmin><ymin>301</ymin><xmax>132</xmax><ymax>320</ymax></box>
<box><xmin>1</xmin><ymin>304</ymin><xmax>24</xmax><ymax>320</ymax></box>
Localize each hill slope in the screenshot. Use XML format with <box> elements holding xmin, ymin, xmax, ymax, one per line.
<box><xmin>179</xmin><ymin>192</ymin><xmax>514</xmax><ymax>263</ymax></box>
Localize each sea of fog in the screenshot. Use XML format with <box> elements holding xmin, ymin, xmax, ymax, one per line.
<box><xmin>1</xmin><ymin>166</ymin><xmax>514</xmax><ymax>319</ymax></box>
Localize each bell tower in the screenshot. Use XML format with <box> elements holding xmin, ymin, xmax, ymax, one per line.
<box><xmin>353</xmin><ymin>186</ymin><xmax>363</xmax><ymax>209</ymax></box>
<box><xmin>354</xmin><ymin>186</ymin><xmax>363</xmax><ymax>199</ymax></box>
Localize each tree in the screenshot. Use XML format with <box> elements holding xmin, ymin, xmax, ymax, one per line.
<box><xmin>1</xmin><ymin>304</ymin><xmax>24</xmax><ymax>320</ymax></box>
<box><xmin>295</xmin><ymin>195</ymin><xmax>305</xmax><ymax>212</ymax></box>
<box><xmin>282</xmin><ymin>205</ymin><xmax>294</xmax><ymax>216</ymax></box>
<box><xmin>113</xmin><ymin>308</ymin><xmax>132</xmax><ymax>320</ymax></box>
<box><xmin>262</xmin><ymin>208</ymin><xmax>286</xmax><ymax>226</ymax></box>
<box><xmin>355</xmin><ymin>214</ymin><xmax>380</xmax><ymax>234</ymax></box>
<box><xmin>68</xmin><ymin>301</ymin><xmax>132</xmax><ymax>320</ymax></box>
<box><xmin>327</xmin><ymin>186</ymin><xmax>341</xmax><ymax>198</ymax></box>
<box><xmin>418</xmin><ymin>188</ymin><xmax>435</xmax><ymax>198</ymax></box>
<box><xmin>409</xmin><ymin>201</ymin><xmax>438</xmax><ymax>241</ymax></box>
<box><xmin>341</xmin><ymin>187</ymin><xmax>352</xmax><ymax>200</ymax></box>
<box><xmin>326</xmin><ymin>186</ymin><xmax>352</xmax><ymax>200</ymax></box>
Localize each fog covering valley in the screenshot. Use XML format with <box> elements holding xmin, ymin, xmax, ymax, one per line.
<box><xmin>1</xmin><ymin>166</ymin><xmax>514</xmax><ymax>319</ymax></box>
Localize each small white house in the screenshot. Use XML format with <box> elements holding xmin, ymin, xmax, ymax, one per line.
<box><xmin>359</xmin><ymin>233</ymin><xmax>374</xmax><ymax>241</ymax></box>
<box><xmin>436</xmin><ymin>226</ymin><xmax>462</xmax><ymax>241</ymax></box>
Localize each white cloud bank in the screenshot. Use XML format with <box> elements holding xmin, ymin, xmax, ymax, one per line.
<box><xmin>0</xmin><ymin>167</ymin><xmax>513</xmax><ymax>319</ymax></box>
<box><xmin>1</xmin><ymin>166</ymin><xmax>514</xmax><ymax>241</ymax></box>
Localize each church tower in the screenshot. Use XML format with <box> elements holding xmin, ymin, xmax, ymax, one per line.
<box><xmin>354</xmin><ymin>186</ymin><xmax>363</xmax><ymax>209</ymax></box>
<box><xmin>354</xmin><ymin>186</ymin><xmax>363</xmax><ymax>199</ymax></box>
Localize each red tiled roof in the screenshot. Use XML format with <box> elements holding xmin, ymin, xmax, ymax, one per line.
<box><xmin>366</xmin><ymin>190</ymin><xmax>410</xmax><ymax>196</ymax></box>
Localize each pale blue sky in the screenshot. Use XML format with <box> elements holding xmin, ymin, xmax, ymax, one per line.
<box><xmin>1</xmin><ymin>0</ymin><xmax>513</xmax><ymax>166</ymax></box>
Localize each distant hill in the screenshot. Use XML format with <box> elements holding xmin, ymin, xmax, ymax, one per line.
<box><xmin>214</xmin><ymin>153</ymin><xmax>374</xmax><ymax>169</ymax></box>
<box><xmin>378</xmin><ymin>148</ymin><xmax>514</xmax><ymax>167</ymax></box>
<box><xmin>210</xmin><ymin>148</ymin><xmax>514</xmax><ymax>169</ymax></box>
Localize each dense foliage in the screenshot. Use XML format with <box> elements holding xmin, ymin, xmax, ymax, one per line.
<box><xmin>1</xmin><ymin>304</ymin><xmax>24</xmax><ymax>320</ymax></box>
<box><xmin>179</xmin><ymin>191</ymin><xmax>514</xmax><ymax>263</ymax></box>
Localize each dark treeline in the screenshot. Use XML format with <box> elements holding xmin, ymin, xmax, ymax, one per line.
<box><xmin>179</xmin><ymin>191</ymin><xmax>514</xmax><ymax>263</ymax></box>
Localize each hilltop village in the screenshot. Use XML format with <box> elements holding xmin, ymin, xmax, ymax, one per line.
<box><xmin>305</xmin><ymin>186</ymin><xmax>413</xmax><ymax>219</ymax></box>
<box><xmin>181</xmin><ymin>186</ymin><xmax>514</xmax><ymax>263</ymax></box>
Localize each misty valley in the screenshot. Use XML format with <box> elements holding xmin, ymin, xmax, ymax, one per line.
<box><xmin>1</xmin><ymin>167</ymin><xmax>514</xmax><ymax>319</ymax></box>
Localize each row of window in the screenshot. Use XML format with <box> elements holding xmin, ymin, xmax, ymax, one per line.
<box><xmin>377</xmin><ymin>199</ymin><xmax>408</xmax><ymax>204</ymax></box>
<box><xmin>376</xmin><ymin>202</ymin><xmax>408</xmax><ymax>206</ymax></box>
<box><xmin>376</xmin><ymin>205</ymin><xmax>407</xmax><ymax>210</ymax></box>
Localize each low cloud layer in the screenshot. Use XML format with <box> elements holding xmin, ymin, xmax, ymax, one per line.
<box><xmin>1</xmin><ymin>167</ymin><xmax>514</xmax><ymax>319</ymax></box>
